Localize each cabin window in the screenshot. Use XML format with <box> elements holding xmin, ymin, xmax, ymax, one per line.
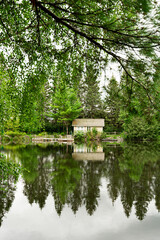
<box><xmin>87</xmin><ymin>127</ymin><xmax>91</xmax><ymax>131</ymax></box>
<box><xmin>77</xmin><ymin>127</ymin><xmax>84</xmax><ymax>131</ymax></box>
<box><xmin>87</xmin><ymin>148</ymin><xmax>91</xmax><ymax>153</ymax></box>
<box><xmin>77</xmin><ymin>145</ymin><xmax>85</xmax><ymax>153</ymax></box>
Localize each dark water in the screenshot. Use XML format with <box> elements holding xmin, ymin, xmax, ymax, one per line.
<box><xmin>1</xmin><ymin>142</ymin><xmax>160</xmax><ymax>240</ymax></box>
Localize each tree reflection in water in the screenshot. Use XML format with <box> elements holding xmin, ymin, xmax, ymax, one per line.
<box><xmin>0</xmin><ymin>175</ymin><xmax>16</xmax><ymax>227</ymax></box>
<box><xmin>0</xmin><ymin>153</ymin><xmax>19</xmax><ymax>226</ymax></box>
<box><xmin>1</xmin><ymin>142</ymin><xmax>160</xmax><ymax>222</ymax></box>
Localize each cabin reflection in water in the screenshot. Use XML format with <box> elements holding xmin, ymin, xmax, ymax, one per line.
<box><xmin>72</xmin><ymin>144</ymin><xmax>105</xmax><ymax>161</ymax></box>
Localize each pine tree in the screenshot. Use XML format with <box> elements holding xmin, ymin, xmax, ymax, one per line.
<box><xmin>78</xmin><ymin>64</ymin><xmax>103</xmax><ymax>118</ymax></box>
<box><xmin>50</xmin><ymin>83</ymin><xmax>82</xmax><ymax>134</ymax></box>
<box><xmin>104</xmin><ymin>76</ymin><xmax>121</xmax><ymax>131</ymax></box>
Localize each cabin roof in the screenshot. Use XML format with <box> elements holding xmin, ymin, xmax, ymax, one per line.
<box><xmin>72</xmin><ymin>119</ymin><xmax>105</xmax><ymax>127</ymax></box>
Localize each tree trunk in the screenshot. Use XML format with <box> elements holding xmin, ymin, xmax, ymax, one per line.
<box><xmin>66</xmin><ymin>125</ymin><xmax>68</xmax><ymax>135</ymax></box>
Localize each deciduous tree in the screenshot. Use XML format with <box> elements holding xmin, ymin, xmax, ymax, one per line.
<box><xmin>0</xmin><ymin>0</ymin><xmax>159</xmax><ymax>103</ymax></box>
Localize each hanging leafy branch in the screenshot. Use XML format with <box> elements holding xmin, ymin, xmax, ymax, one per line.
<box><xmin>0</xmin><ymin>0</ymin><xmax>160</xmax><ymax>106</ymax></box>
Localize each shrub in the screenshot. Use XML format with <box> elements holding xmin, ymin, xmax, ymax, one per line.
<box><xmin>38</xmin><ymin>132</ymin><xmax>48</xmax><ymax>136</ymax></box>
<box><xmin>53</xmin><ymin>133</ymin><xmax>60</xmax><ymax>138</ymax></box>
<box><xmin>123</xmin><ymin>116</ymin><xmax>159</xmax><ymax>141</ymax></box>
<box><xmin>100</xmin><ymin>132</ymin><xmax>107</xmax><ymax>140</ymax></box>
<box><xmin>4</xmin><ymin>131</ymin><xmax>26</xmax><ymax>137</ymax></box>
<box><xmin>61</xmin><ymin>132</ymin><xmax>66</xmax><ymax>136</ymax></box>
<box><xmin>86</xmin><ymin>130</ymin><xmax>92</xmax><ymax>141</ymax></box>
<box><xmin>92</xmin><ymin>127</ymin><xmax>98</xmax><ymax>137</ymax></box>
<box><xmin>85</xmin><ymin>128</ymin><xmax>100</xmax><ymax>142</ymax></box>
<box><xmin>74</xmin><ymin>131</ymin><xmax>85</xmax><ymax>143</ymax></box>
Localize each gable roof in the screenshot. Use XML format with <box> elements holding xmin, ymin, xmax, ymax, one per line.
<box><xmin>72</xmin><ymin>119</ymin><xmax>105</xmax><ymax>127</ymax></box>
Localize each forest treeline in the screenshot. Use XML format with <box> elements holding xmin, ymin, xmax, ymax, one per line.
<box><xmin>0</xmin><ymin>63</ymin><xmax>160</xmax><ymax>140</ymax></box>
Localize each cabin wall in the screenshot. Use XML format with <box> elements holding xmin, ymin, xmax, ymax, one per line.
<box><xmin>73</xmin><ymin>126</ymin><xmax>103</xmax><ymax>133</ymax></box>
<box><xmin>74</xmin><ymin>126</ymin><xmax>87</xmax><ymax>133</ymax></box>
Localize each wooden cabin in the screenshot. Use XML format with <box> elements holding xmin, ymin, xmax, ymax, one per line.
<box><xmin>72</xmin><ymin>119</ymin><xmax>105</xmax><ymax>133</ymax></box>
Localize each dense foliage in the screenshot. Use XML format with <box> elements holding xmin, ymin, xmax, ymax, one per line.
<box><xmin>0</xmin><ymin>0</ymin><xmax>160</xmax><ymax>138</ymax></box>
<box><xmin>0</xmin><ymin>1</ymin><xmax>160</xmax><ymax>91</ymax></box>
<box><xmin>49</xmin><ymin>83</ymin><xmax>82</xmax><ymax>134</ymax></box>
<box><xmin>74</xmin><ymin>128</ymin><xmax>99</xmax><ymax>143</ymax></box>
<box><xmin>123</xmin><ymin>116</ymin><xmax>160</xmax><ymax>140</ymax></box>
<box><xmin>0</xmin><ymin>153</ymin><xmax>21</xmax><ymax>190</ymax></box>
<box><xmin>103</xmin><ymin>72</ymin><xmax>160</xmax><ymax>139</ymax></box>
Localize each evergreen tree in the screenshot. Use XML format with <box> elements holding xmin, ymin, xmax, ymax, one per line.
<box><xmin>104</xmin><ymin>76</ymin><xmax>121</xmax><ymax>131</ymax></box>
<box><xmin>118</xmin><ymin>71</ymin><xmax>160</xmax><ymax>138</ymax></box>
<box><xmin>50</xmin><ymin>83</ymin><xmax>82</xmax><ymax>134</ymax></box>
<box><xmin>78</xmin><ymin>64</ymin><xmax>103</xmax><ymax>118</ymax></box>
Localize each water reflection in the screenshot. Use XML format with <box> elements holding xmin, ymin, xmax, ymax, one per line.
<box><xmin>0</xmin><ymin>142</ymin><xmax>160</xmax><ymax>224</ymax></box>
<box><xmin>72</xmin><ymin>143</ymin><xmax>105</xmax><ymax>161</ymax></box>
<box><xmin>0</xmin><ymin>171</ymin><xmax>17</xmax><ymax>227</ymax></box>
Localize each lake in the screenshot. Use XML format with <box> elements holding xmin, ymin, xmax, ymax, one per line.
<box><xmin>0</xmin><ymin>142</ymin><xmax>160</xmax><ymax>240</ymax></box>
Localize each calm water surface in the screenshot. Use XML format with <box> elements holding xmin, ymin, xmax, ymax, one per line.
<box><xmin>1</xmin><ymin>142</ymin><xmax>160</xmax><ymax>240</ymax></box>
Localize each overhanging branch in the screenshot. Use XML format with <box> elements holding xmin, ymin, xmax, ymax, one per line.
<box><xmin>33</xmin><ymin>1</ymin><xmax>157</xmax><ymax>107</ymax></box>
